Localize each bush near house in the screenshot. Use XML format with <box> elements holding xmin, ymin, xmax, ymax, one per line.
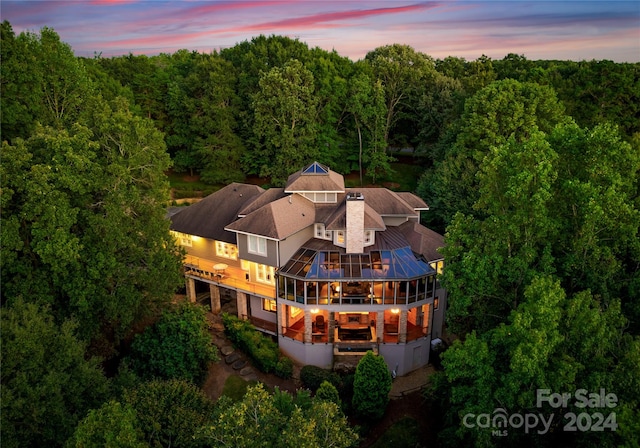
<box><xmin>300</xmin><ymin>365</ymin><xmax>342</xmax><ymax>392</ymax></box>
<box><xmin>352</xmin><ymin>351</ymin><xmax>392</xmax><ymax>420</ymax></box>
<box><xmin>222</xmin><ymin>313</ymin><xmax>293</xmax><ymax>378</ymax></box>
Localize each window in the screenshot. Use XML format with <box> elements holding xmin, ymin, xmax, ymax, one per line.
<box><xmin>256</xmin><ymin>264</ymin><xmax>274</xmax><ymax>284</ymax></box>
<box><xmin>364</xmin><ymin>230</ymin><xmax>374</xmax><ymax>246</ymax></box>
<box><xmin>215</xmin><ymin>241</ymin><xmax>238</xmax><ymax>260</ymax></box>
<box><xmin>248</xmin><ymin>235</ymin><xmax>267</xmax><ymax>255</ymax></box>
<box><xmin>172</xmin><ymin>231</ymin><xmax>192</xmax><ymax>247</ymax></box>
<box><xmin>335</xmin><ymin>230</ymin><xmax>345</xmax><ymax>246</ymax></box>
<box><xmin>314</xmin><ymin>223</ymin><xmax>332</xmax><ymax>241</ymax></box>
<box><xmin>434</xmin><ymin>297</ymin><xmax>439</xmax><ymax>310</ymax></box>
<box><xmin>263</xmin><ymin>298</ymin><xmax>277</xmax><ymax>313</ymax></box>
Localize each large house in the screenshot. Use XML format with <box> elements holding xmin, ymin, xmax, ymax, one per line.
<box><xmin>170</xmin><ymin>162</ymin><xmax>446</xmax><ymax>376</ymax></box>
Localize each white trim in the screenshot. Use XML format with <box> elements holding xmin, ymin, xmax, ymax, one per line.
<box><xmin>248</xmin><ymin>235</ymin><xmax>267</xmax><ymax>256</ymax></box>
<box><xmin>224</xmin><ymin>228</ymin><xmax>280</xmax><ymax>242</ymax></box>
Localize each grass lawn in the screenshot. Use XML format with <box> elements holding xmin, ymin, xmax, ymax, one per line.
<box><xmin>166</xmin><ymin>170</ymin><xmax>217</xmax><ymax>199</ymax></box>
<box><xmin>370</xmin><ymin>417</ymin><xmax>421</xmax><ymax>448</ymax></box>
<box><xmin>221</xmin><ymin>374</ymin><xmax>256</xmax><ymax>402</ymax></box>
<box><xmin>344</xmin><ymin>162</ymin><xmax>425</xmax><ymax>192</ymax></box>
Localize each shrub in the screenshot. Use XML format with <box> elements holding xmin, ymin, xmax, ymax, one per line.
<box><xmin>352</xmin><ymin>351</ymin><xmax>392</xmax><ymax>420</ymax></box>
<box><xmin>315</xmin><ymin>381</ymin><xmax>342</xmax><ymax>408</ymax></box>
<box><xmin>221</xmin><ymin>313</ymin><xmax>292</xmax><ymax>378</ymax></box>
<box><xmin>275</xmin><ymin>356</ymin><xmax>294</xmax><ymax>379</ymax></box>
<box><xmin>300</xmin><ymin>365</ymin><xmax>341</xmax><ymax>391</ymax></box>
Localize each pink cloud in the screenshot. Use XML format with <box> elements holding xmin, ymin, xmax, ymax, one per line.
<box><xmin>231</xmin><ymin>3</ymin><xmax>441</xmax><ymax>32</ymax></box>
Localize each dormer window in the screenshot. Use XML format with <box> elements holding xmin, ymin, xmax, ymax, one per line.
<box><xmin>364</xmin><ymin>230</ymin><xmax>375</xmax><ymax>247</ymax></box>
<box><xmin>314</xmin><ymin>223</ymin><xmax>332</xmax><ymax>241</ymax></box>
<box><xmin>335</xmin><ymin>230</ymin><xmax>345</xmax><ymax>247</ymax></box>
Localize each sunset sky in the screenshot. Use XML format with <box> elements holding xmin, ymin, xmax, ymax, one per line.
<box><xmin>3</xmin><ymin>1</ymin><xmax>639</xmax><ymax>62</ymax></box>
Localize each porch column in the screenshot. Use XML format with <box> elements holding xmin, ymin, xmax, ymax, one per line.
<box><xmin>399</xmin><ymin>309</ymin><xmax>408</xmax><ymax>343</ymax></box>
<box><xmin>209</xmin><ymin>284</ymin><xmax>221</xmax><ymax>314</ymax></box>
<box><xmin>304</xmin><ymin>309</ymin><xmax>312</xmax><ymax>343</ymax></box>
<box><xmin>328</xmin><ymin>311</ymin><xmax>336</xmax><ymax>343</ymax></box>
<box><xmin>278</xmin><ymin>302</ymin><xmax>287</xmax><ymax>336</ymax></box>
<box><xmin>186</xmin><ymin>277</ymin><xmax>196</xmax><ymax>303</ymax></box>
<box><xmin>237</xmin><ymin>292</ymin><xmax>248</xmax><ymax>319</ymax></box>
<box><xmin>376</xmin><ymin>311</ymin><xmax>384</xmax><ymax>343</ymax></box>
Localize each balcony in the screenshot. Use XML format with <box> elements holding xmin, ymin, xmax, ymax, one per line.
<box><xmin>183</xmin><ymin>254</ymin><xmax>276</xmax><ymax>298</ymax></box>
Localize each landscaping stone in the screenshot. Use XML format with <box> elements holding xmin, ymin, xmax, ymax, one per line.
<box><xmin>225</xmin><ymin>352</ymin><xmax>240</xmax><ymax>364</ymax></box>
<box><xmin>220</xmin><ymin>346</ymin><xmax>234</xmax><ymax>356</ymax></box>
<box><xmin>239</xmin><ymin>367</ymin><xmax>253</xmax><ymax>376</ymax></box>
<box><xmin>243</xmin><ymin>373</ymin><xmax>259</xmax><ymax>382</ymax></box>
<box><xmin>232</xmin><ymin>359</ymin><xmax>248</xmax><ymax>370</ymax></box>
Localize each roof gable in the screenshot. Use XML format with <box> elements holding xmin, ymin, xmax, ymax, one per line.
<box><xmin>170</xmin><ymin>183</ymin><xmax>263</xmax><ymax>243</ymax></box>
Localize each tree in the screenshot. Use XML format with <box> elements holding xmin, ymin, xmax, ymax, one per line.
<box><xmin>251</xmin><ymin>59</ymin><xmax>319</xmax><ymax>185</ymax></box>
<box><xmin>346</xmin><ymin>69</ymin><xmax>392</xmax><ymax>184</ymax></box>
<box><xmin>201</xmin><ymin>383</ymin><xmax>358</xmax><ymax>448</ymax></box>
<box><xmin>420</xmin><ymin>79</ymin><xmax>567</xmax><ymax>225</ymax></box>
<box><xmin>315</xmin><ymin>380</ymin><xmax>342</xmax><ymax>409</ymax></box>
<box><xmin>1</xmin><ymin>22</ymin><xmax>91</xmax><ymax>143</ymax></box>
<box><xmin>0</xmin><ymin>97</ymin><xmax>184</xmax><ymax>353</ymax></box>
<box><xmin>437</xmin><ymin>276</ymin><xmax>639</xmax><ymax>447</ymax></box>
<box><xmin>352</xmin><ymin>351</ymin><xmax>392</xmax><ymax>420</ymax></box>
<box><xmin>1</xmin><ymin>299</ymin><xmax>109</xmax><ymax>448</ymax></box>
<box><xmin>129</xmin><ymin>301</ymin><xmax>218</xmax><ymax>385</ymax></box>
<box><xmin>364</xmin><ymin>44</ymin><xmax>437</xmax><ymax>147</ymax></box>
<box><xmin>124</xmin><ymin>379</ymin><xmax>216</xmax><ymax>448</ymax></box>
<box><xmin>66</xmin><ymin>401</ymin><xmax>147</xmax><ymax>448</ymax></box>
<box><xmin>441</xmin><ymin>130</ymin><xmax>559</xmax><ymax>335</ymax></box>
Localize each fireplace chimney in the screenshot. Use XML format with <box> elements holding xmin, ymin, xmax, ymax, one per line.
<box><xmin>346</xmin><ymin>192</ymin><xmax>365</xmax><ymax>253</ymax></box>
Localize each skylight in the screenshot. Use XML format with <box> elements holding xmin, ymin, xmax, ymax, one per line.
<box><xmin>279</xmin><ymin>246</ymin><xmax>434</xmax><ymax>280</ymax></box>
<box><xmin>302</xmin><ymin>161</ymin><xmax>329</xmax><ymax>175</ymax></box>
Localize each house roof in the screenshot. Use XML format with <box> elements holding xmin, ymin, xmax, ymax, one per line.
<box><xmin>396</xmin><ymin>192</ymin><xmax>429</xmax><ymax>210</ymax></box>
<box><xmin>349</xmin><ymin>188</ymin><xmax>417</xmax><ymax>216</ymax></box>
<box><xmin>284</xmin><ymin>162</ymin><xmax>345</xmax><ymax>193</ymax></box>
<box><xmin>170</xmin><ymin>183</ymin><xmax>264</xmax><ymax>243</ymax></box>
<box><xmin>225</xmin><ymin>193</ymin><xmax>316</xmax><ymax>240</ymax></box>
<box><xmin>323</xmin><ymin>199</ymin><xmax>386</xmax><ymax>231</ymax></box>
<box><xmin>397</xmin><ymin>220</ymin><xmax>444</xmax><ymax>262</ymax></box>
<box><xmin>238</xmin><ymin>188</ymin><xmax>287</xmax><ymax>216</ymax></box>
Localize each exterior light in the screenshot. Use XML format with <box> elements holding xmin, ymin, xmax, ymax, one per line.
<box><xmin>310</xmin><ymin>308</ymin><xmax>319</xmax><ymax>314</ymax></box>
<box><xmin>391</xmin><ymin>308</ymin><xmax>400</xmax><ymax>314</ymax></box>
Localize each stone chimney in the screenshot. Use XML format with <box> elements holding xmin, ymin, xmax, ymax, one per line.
<box><xmin>346</xmin><ymin>192</ymin><xmax>365</xmax><ymax>253</ymax></box>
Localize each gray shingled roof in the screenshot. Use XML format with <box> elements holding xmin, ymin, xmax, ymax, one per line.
<box><xmin>347</xmin><ymin>188</ymin><xmax>417</xmax><ymax>216</ymax></box>
<box><xmin>284</xmin><ymin>163</ymin><xmax>345</xmax><ymax>193</ymax></box>
<box><xmin>225</xmin><ymin>193</ymin><xmax>316</xmax><ymax>239</ymax></box>
<box><xmin>323</xmin><ymin>199</ymin><xmax>386</xmax><ymax>231</ymax></box>
<box><xmin>238</xmin><ymin>188</ymin><xmax>287</xmax><ymax>216</ymax></box>
<box><xmin>170</xmin><ymin>183</ymin><xmax>264</xmax><ymax>243</ymax></box>
<box><xmin>396</xmin><ymin>192</ymin><xmax>429</xmax><ymax>210</ymax></box>
<box><xmin>397</xmin><ymin>220</ymin><xmax>444</xmax><ymax>262</ymax></box>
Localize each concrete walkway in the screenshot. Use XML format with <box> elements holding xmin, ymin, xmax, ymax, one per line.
<box><xmin>389</xmin><ymin>364</ymin><xmax>436</xmax><ymax>398</ymax></box>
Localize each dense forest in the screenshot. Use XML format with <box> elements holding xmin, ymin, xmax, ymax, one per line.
<box><xmin>1</xmin><ymin>20</ymin><xmax>639</xmax><ymax>447</ymax></box>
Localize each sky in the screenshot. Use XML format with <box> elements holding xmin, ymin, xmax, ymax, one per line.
<box><xmin>3</xmin><ymin>1</ymin><xmax>639</xmax><ymax>62</ymax></box>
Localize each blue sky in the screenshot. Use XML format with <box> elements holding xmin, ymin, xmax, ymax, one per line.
<box><xmin>3</xmin><ymin>1</ymin><xmax>639</xmax><ymax>61</ymax></box>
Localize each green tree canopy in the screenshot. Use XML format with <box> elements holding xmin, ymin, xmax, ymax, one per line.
<box><xmin>420</xmin><ymin>79</ymin><xmax>568</xmax><ymax>225</ymax></box>
<box><xmin>129</xmin><ymin>301</ymin><xmax>218</xmax><ymax>385</ymax></box>
<box><xmin>1</xmin><ymin>299</ymin><xmax>110</xmax><ymax>448</ymax></box>
<box><xmin>251</xmin><ymin>59</ymin><xmax>319</xmax><ymax>185</ymax></box>
<box><xmin>125</xmin><ymin>379</ymin><xmax>216</xmax><ymax>448</ymax></box>
<box><xmin>436</xmin><ymin>276</ymin><xmax>639</xmax><ymax>447</ymax></box>
<box><xmin>66</xmin><ymin>400</ymin><xmax>147</xmax><ymax>448</ymax></box>
<box><xmin>201</xmin><ymin>383</ymin><xmax>358</xmax><ymax>448</ymax></box>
